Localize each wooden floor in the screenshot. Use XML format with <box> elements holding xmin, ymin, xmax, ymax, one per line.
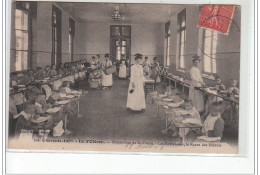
<box><xmin>66</xmin><ymin>78</ymin><xmax>237</xmax><ymax>146</ymax></box>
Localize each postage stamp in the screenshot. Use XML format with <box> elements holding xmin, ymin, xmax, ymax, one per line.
<box><xmin>198</xmin><ymin>5</ymin><xmax>236</xmax><ymax>34</ymax></box>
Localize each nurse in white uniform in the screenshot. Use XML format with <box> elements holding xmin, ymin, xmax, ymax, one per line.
<box><xmin>126</xmin><ymin>53</ymin><xmax>146</xmax><ymax>112</ymax></box>
<box><xmin>189</xmin><ymin>56</ymin><xmax>205</xmax><ymax>113</ymax></box>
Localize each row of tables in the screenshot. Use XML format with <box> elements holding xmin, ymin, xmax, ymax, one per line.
<box><xmin>10</xmin><ymin>69</ymin><xmax>88</xmax><ymax>139</ymax></box>
<box><xmin>160</xmin><ymin>73</ymin><xmax>239</xmax><ymax>130</ymax></box>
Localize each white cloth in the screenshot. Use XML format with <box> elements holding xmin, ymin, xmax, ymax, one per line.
<box><xmin>189</xmin><ymin>66</ymin><xmax>204</xmax><ymax>112</ymax></box>
<box><xmin>13</xmin><ymin>93</ymin><xmax>26</xmax><ymax>105</ymax></box>
<box><xmin>52</xmin><ymin>79</ymin><xmax>62</xmax><ymax>91</ymax></box>
<box><xmin>119</xmin><ymin>64</ymin><xmax>127</xmax><ymax>78</ymax></box>
<box><xmin>102</xmin><ymin>60</ymin><xmax>113</xmax><ymax>86</ymax></box>
<box><xmin>203</xmin><ymin>114</ymin><xmax>221</xmax><ymax>132</ymax></box>
<box><xmin>53</xmin><ymin>120</ymin><xmax>64</xmax><ymax>137</ymax></box>
<box><xmin>41</xmin><ymin>85</ymin><xmax>52</xmax><ymax>100</ymax></box>
<box><xmin>126</xmin><ymin>64</ymin><xmax>146</xmax><ymax>111</ymax></box>
<box><xmin>13</xmin><ymin>111</ymin><xmax>32</xmax><ymax>120</ymax></box>
<box><xmin>187</xmin><ymin>107</ymin><xmax>201</xmax><ymax>121</ymax></box>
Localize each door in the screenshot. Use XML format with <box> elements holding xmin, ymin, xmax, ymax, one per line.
<box><xmin>110</xmin><ymin>25</ymin><xmax>131</xmax><ymax>76</ymax></box>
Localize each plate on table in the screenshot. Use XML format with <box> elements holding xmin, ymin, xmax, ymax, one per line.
<box><xmin>64</xmin><ymin>95</ymin><xmax>75</xmax><ymax>99</ymax></box>
<box><xmin>55</xmin><ymin>100</ymin><xmax>70</xmax><ymax>105</ymax></box>
<box><xmin>46</xmin><ymin>107</ymin><xmax>61</xmax><ymax>113</ymax></box>
<box><xmin>163</xmin><ymin>98</ymin><xmax>173</xmax><ymax>102</ymax></box>
<box><xmin>17</xmin><ymin>85</ymin><xmax>25</xmax><ymax>88</ymax></box>
<box><xmin>168</xmin><ymin>103</ymin><xmax>180</xmax><ymax>108</ymax></box>
<box><xmin>31</xmin><ymin>116</ymin><xmax>51</xmax><ymax>123</ymax></box>
<box><xmin>234</xmin><ymin>95</ymin><xmax>239</xmax><ymax>99</ymax></box>
<box><xmin>158</xmin><ymin>94</ymin><xmax>167</xmax><ymax>98</ymax></box>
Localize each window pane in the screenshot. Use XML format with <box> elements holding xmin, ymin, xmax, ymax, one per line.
<box><xmin>181</xmin><ymin>15</ymin><xmax>185</xmax><ymax>27</ymax></box>
<box><xmin>204</xmin><ymin>55</ymin><xmax>211</xmax><ymax>73</ymax></box>
<box><xmin>16</xmin><ymin>30</ymin><xmax>28</xmax><ymax>50</ymax></box>
<box><xmin>122</xmin><ymin>40</ymin><xmax>126</xmax><ymax>46</ymax></box>
<box><xmin>212</xmin><ymin>59</ymin><xmax>217</xmax><ymax>73</ymax></box>
<box><xmin>116</xmin><ymin>47</ymin><xmax>121</xmax><ymax>60</ymax></box>
<box><xmin>181</xmin><ymin>30</ymin><xmax>185</xmax><ymax>43</ymax></box>
<box><xmin>122</xmin><ymin>27</ymin><xmax>130</xmax><ymax>36</ymax></box>
<box><xmin>116</xmin><ymin>41</ymin><xmax>120</xmax><ymax>46</ymax></box>
<box><xmin>15</xmin><ymin>9</ymin><xmax>28</xmax><ymax>31</ymax></box>
<box><xmin>180</xmin><ymin>43</ymin><xmax>185</xmax><ymax>68</ymax></box>
<box><xmin>15</xmin><ymin>51</ymin><xmax>28</xmax><ymax>71</ymax></box>
<box><xmin>122</xmin><ymin>47</ymin><xmax>126</xmax><ymax>55</ymax></box>
<box><xmin>112</xmin><ymin>27</ymin><xmax>120</xmax><ymax>36</ymax></box>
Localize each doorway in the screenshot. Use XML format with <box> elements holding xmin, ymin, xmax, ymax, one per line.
<box><xmin>110</xmin><ymin>25</ymin><xmax>131</xmax><ymax>76</ymax></box>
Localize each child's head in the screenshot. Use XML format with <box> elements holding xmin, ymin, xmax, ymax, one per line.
<box><xmin>28</xmin><ymin>70</ymin><xmax>34</xmax><ymax>76</ymax></box>
<box><xmin>209</xmin><ymin>102</ymin><xmax>221</xmax><ymax>116</ymax></box>
<box><xmin>230</xmin><ymin>79</ymin><xmax>238</xmax><ymax>87</ymax></box>
<box><xmin>36</xmin><ymin>94</ymin><xmax>46</xmax><ymax>104</ymax></box>
<box><xmin>145</xmin><ymin>56</ymin><xmax>148</xmax><ymax>60</ymax></box>
<box><xmin>183</xmin><ymin>99</ymin><xmax>193</xmax><ymax>110</ymax></box>
<box><xmin>51</xmin><ymin>64</ymin><xmax>56</xmax><ymax>70</ymax></box>
<box><xmin>62</xmin><ymin>81</ymin><xmax>70</xmax><ymax>88</ymax></box>
<box><xmin>37</xmin><ymin>67</ymin><xmax>43</xmax><ymax>73</ymax></box>
<box><xmin>215</xmin><ymin>75</ymin><xmax>222</xmax><ymax>84</ymax></box>
<box><xmin>45</xmin><ymin>66</ymin><xmax>50</xmax><ymax>71</ymax></box>
<box><xmin>23</xmin><ymin>101</ymin><xmax>35</xmax><ymax>115</ymax></box>
<box><xmin>92</xmin><ymin>56</ymin><xmax>96</xmax><ymax>61</ymax></box>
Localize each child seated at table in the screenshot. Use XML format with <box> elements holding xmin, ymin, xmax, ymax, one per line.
<box><xmin>227</xmin><ymin>79</ymin><xmax>239</xmax><ymax>95</ymax></box>
<box><xmin>202</xmin><ymin>102</ymin><xmax>225</xmax><ymax>138</ymax></box>
<box><xmin>18</xmin><ymin>70</ymin><xmax>34</xmax><ymax>85</ymax></box>
<box><xmin>50</xmin><ymin>64</ymin><xmax>58</xmax><ymax>77</ymax></box>
<box><xmin>162</xmin><ymin>99</ymin><xmax>201</xmax><ymax>138</ymax></box>
<box><xmin>205</xmin><ymin>76</ymin><xmax>225</xmax><ymax>115</ymax></box>
<box><xmin>14</xmin><ymin>101</ymin><xmax>36</xmax><ymax>138</ymax></box>
<box><xmin>34</xmin><ymin>67</ymin><xmax>44</xmax><ymax>80</ymax></box>
<box><xmin>45</xmin><ymin>66</ymin><xmax>52</xmax><ymax>77</ymax></box>
<box><xmin>35</xmin><ymin>94</ymin><xmax>52</xmax><ymax>114</ymax></box>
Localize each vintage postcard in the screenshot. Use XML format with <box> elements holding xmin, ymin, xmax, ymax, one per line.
<box><xmin>8</xmin><ymin>1</ymin><xmax>241</xmax><ymax>154</ymax></box>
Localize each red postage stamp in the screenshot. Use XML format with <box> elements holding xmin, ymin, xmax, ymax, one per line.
<box><xmin>198</xmin><ymin>5</ymin><xmax>235</xmax><ymax>34</ymax></box>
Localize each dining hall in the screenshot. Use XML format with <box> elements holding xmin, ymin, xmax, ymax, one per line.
<box><xmin>8</xmin><ymin>1</ymin><xmax>240</xmax><ymax>150</ymax></box>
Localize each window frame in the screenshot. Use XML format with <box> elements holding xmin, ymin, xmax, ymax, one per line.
<box><xmin>201</xmin><ymin>28</ymin><xmax>218</xmax><ymax>75</ymax></box>
<box><xmin>177</xmin><ymin>9</ymin><xmax>186</xmax><ymax>70</ymax></box>
<box><xmin>69</xmin><ymin>18</ymin><xmax>75</xmax><ymax>62</ymax></box>
<box><xmin>52</xmin><ymin>5</ymin><xmax>62</xmax><ymax>66</ymax></box>
<box><xmin>165</xmin><ymin>21</ymin><xmax>170</xmax><ymax>67</ymax></box>
<box><xmin>14</xmin><ymin>2</ymin><xmax>32</xmax><ymax>71</ymax></box>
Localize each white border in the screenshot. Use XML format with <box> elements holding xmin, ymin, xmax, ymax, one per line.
<box><xmin>3</xmin><ymin>0</ymin><xmax>256</xmax><ymax>174</ymax></box>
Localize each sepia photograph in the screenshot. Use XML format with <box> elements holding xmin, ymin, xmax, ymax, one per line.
<box><xmin>8</xmin><ymin>1</ymin><xmax>241</xmax><ymax>154</ymax></box>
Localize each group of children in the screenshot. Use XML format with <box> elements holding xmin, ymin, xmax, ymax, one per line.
<box><xmin>160</xmin><ymin>75</ymin><xmax>240</xmax><ymax>142</ymax></box>
<box><xmin>10</xmin><ymin>59</ymin><xmax>88</xmax><ymax>87</ymax></box>
<box><xmin>9</xmin><ymin>59</ymin><xmax>87</xmax><ymax>139</ymax></box>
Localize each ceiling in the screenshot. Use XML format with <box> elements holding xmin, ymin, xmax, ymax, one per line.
<box><xmin>57</xmin><ymin>2</ymin><xmax>185</xmax><ymax>24</ymax></box>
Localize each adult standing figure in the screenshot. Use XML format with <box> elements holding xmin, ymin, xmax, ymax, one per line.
<box><xmin>189</xmin><ymin>55</ymin><xmax>205</xmax><ymax>114</ymax></box>
<box><xmin>101</xmin><ymin>53</ymin><xmax>113</xmax><ymax>89</ymax></box>
<box><xmin>143</xmin><ymin>56</ymin><xmax>150</xmax><ymax>77</ymax></box>
<box><xmin>150</xmin><ymin>57</ymin><xmax>161</xmax><ymax>83</ymax></box>
<box><xmin>126</xmin><ymin>54</ymin><xmax>146</xmax><ymax>112</ymax></box>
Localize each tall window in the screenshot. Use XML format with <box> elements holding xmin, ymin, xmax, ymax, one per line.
<box><xmin>177</xmin><ymin>9</ymin><xmax>186</xmax><ymax>69</ymax></box>
<box><xmin>52</xmin><ymin>6</ymin><xmax>62</xmax><ymax>65</ymax></box>
<box><xmin>69</xmin><ymin>18</ymin><xmax>75</xmax><ymax>61</ymax></box>
<box><xmin>202</xmin><ymin>29</ymin><xmax>218</xmax><ymax>73</ymax></box>
<box><xmin>165</xmin><ymin>21</ymin><xmax>170</xmax><ymax>66</ymax></box>
<box><xmin>15</xmin><ymin>2</ymin><xmax>31</xmax><ymax>71</ymax></box>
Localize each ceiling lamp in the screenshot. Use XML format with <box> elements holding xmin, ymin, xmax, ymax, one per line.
<box><xmin>112</xmin><ymin>5</ymin><xmax>121</xmax><ymax>21</ymax></box>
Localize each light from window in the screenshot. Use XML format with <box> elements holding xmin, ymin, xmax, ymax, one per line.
<box><xmin>177</xmin><ymin>9</ymin><xmax>186</xmax><ymax>69</ymax></box>
<box><xmin>15</xmin><ymin>4</ymin><xmax>29</xmax><ymax>71</ymax></box>
<box><xmin>69</xmin><ymin>18</ymin><xmax>75</xmax><ymax>61</ymax></box>
<box><xmin>203</xmin><ymin>29</ymin><xmax>218</xmax><ymax>73</ymax></box>
<box><xmin>165</xmin><ymin>21</ymin><xmax>170</xmax><ymax>66</ymax></box>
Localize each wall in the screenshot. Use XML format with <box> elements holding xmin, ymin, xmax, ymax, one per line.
<box><xmin>9</xmin><ymin>2</ymin><xmax>80</xmax><ymax>72</ymax></box>
<box><xmin>36</xmin><ymin>2</ymin><xmax>80</xmax><ymax>68</ymax></box>
<box><xmin>77</xmin><ymin>23</ymin><xmax>163</xmax><ymax>64</ymax></box>
<box><xmin>162</xmin><ymin>6</ymin><xmax>241</xmax><ymax>86</ymax></box>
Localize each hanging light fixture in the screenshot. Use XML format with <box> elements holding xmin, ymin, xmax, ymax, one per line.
<box><xmin>112</xmin><ymin>5</ymin><xmax>121</xmax><ymax>21</ymax></box>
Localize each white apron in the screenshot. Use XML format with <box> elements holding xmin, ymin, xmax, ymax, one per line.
<box><xmin>102</xmin><ymin>60</ymin><xmax>113</xmax><ymax>86</ymax></box>
<box><xmin>126</xmin><ymin>64</ymin><xmax>146</xmax><ymax>111</ymax></box>
<box><xmin>189</xmin><ymin>66</ymin><xmax>204</xmax><ymax>112</ymax></box>
<box><xmin>119</xmin><ymin>64</ymin><xmax>127</xmax><ymax>78</ymax></box>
